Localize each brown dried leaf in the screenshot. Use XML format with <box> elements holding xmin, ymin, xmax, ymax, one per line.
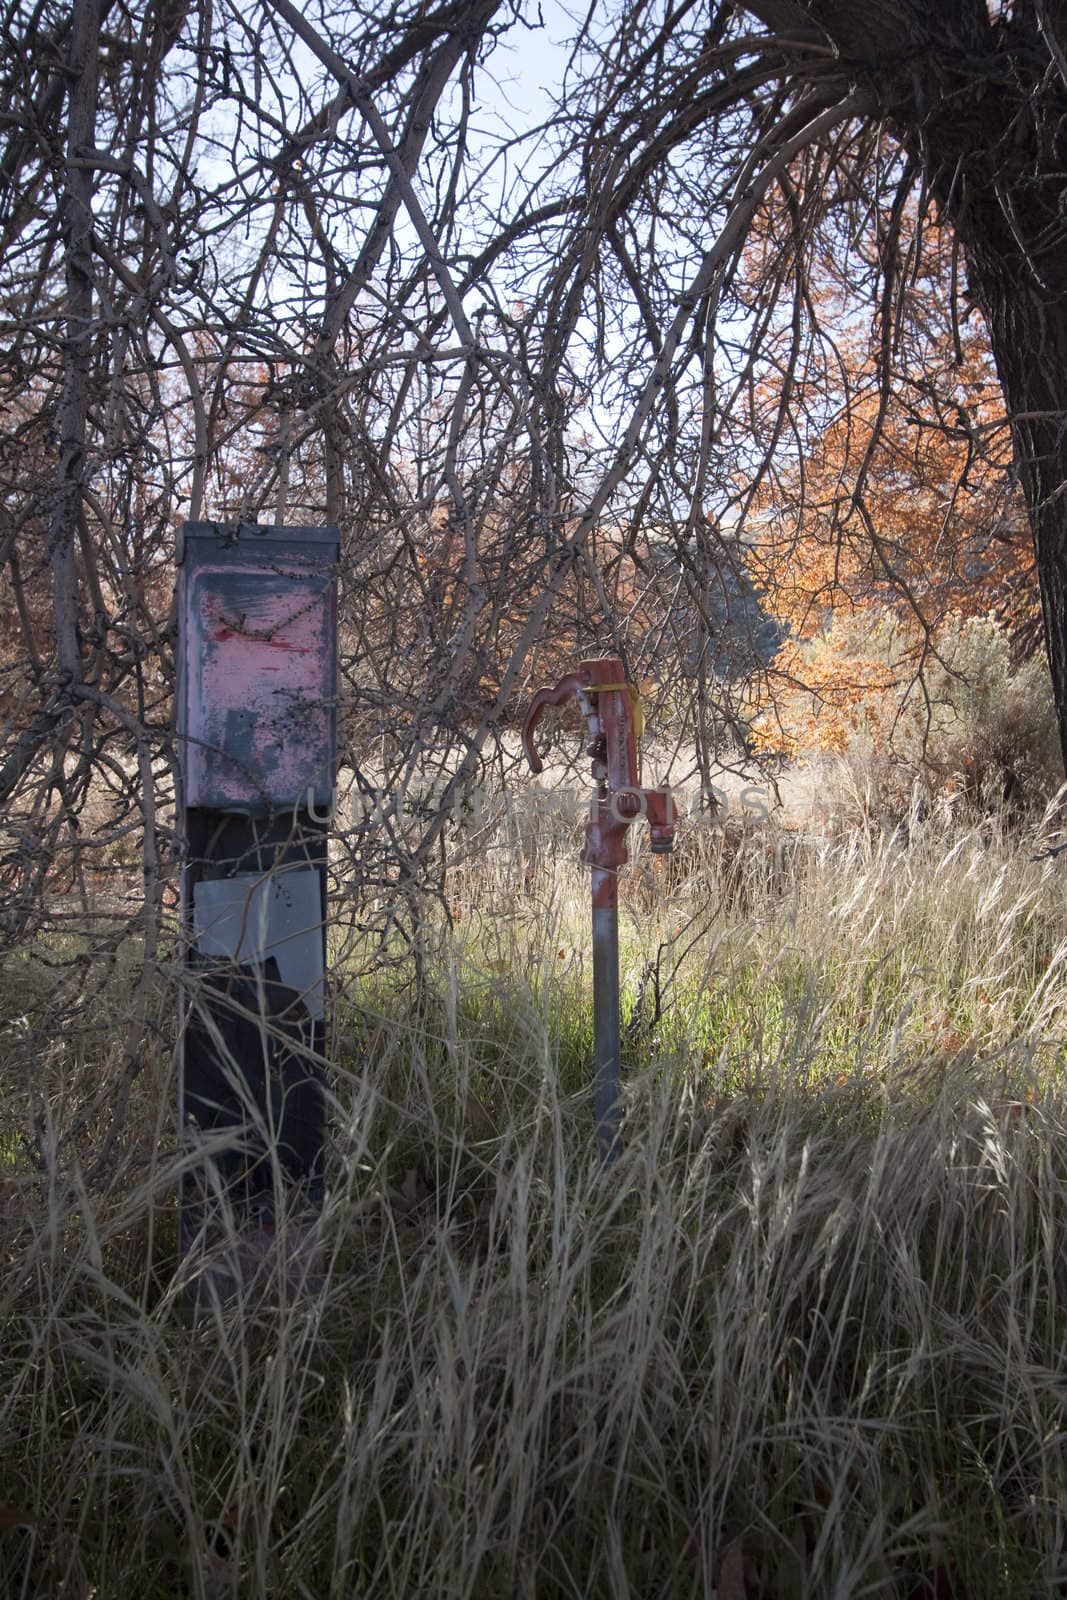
<box><xmin>0</xmin><ymin>1502</ymin><xmax>35</xmax><ymax>1529</ymax></box>
<box><xmin>389</xmin><ymin>1166</ymin><xmax>431</xmax><ymax>1217</ymax></box>
<box><xmin>464</xmin><ymin>1089</ymin><xmax>497</xmax><ymax>1141</ymax></box>
<box><xmin>717</xmin><ymin>1537</ymin><xmax>747</xmax><ymax>1600</ymax></box>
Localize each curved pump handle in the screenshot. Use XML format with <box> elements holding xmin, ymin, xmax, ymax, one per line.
<box><xmin>521</xmin><ymin>670</ymin><xmax>588</xmax><ymax>775</ymax></box>
<box><xmin>521</xmin><ymin>657</ymin><xmax>641</xmax><ymax>793</ymax></box>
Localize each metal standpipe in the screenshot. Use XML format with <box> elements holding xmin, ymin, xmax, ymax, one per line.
<box><xmin>591</xmin><ymin>872</ymin><xmax>622</xmax><ymax>1159</ymax></box>
<box><xmin>522</xmin><ymin>657</ymin><xmax>676</xmax><ymax>1162</ymax></box>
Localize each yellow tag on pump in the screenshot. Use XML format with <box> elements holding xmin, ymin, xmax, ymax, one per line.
<box><xmin>587</xmin><ymin>681</ymin><xmax>645</xmax><ymax>741</ymax></box>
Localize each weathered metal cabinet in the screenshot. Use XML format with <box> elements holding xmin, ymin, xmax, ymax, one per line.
<box><xmin>176</xmin><ymin>523</ymin><xmax>338</xmax><ymax>1263</ymax></box>
<box><xmin>177</xmin><ymin>522</ymin><xmax>337</xmax><ymax>814</ymax></box>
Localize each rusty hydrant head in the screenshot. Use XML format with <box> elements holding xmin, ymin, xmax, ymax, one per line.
<box><xmin>521</xmin><ymin>657</ymin><xmax>675</xmax><ymax>873</ymax></box>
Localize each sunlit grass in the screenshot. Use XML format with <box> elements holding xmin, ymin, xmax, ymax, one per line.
<box><xmin>3</xmin><ymin>796</ymin><xmax>1067</xmax><ymax>1595</ymax></box>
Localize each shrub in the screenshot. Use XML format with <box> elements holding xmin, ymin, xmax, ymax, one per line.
<box><xmin>752</xmin><ymin>611</ymin><xmax>1062</xmax><ymax>818</ymax></box>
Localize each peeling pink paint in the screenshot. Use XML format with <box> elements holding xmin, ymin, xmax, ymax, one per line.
<box><xmin>182</xmin><ymin>561</ymin><xmax>336</xmax><ymax>810</ymax></box>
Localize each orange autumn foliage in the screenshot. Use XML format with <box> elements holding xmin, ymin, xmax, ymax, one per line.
<box><xmin>739</xmin><ymin>212</ymin><xmax>1039</xmax><ymax>758</ymax></box>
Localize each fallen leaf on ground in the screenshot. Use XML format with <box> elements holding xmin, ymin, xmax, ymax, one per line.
<box><xmin>0</xmin><ymin>1502</ymin><xmax>36</xmax><ymax>1528</ymax></box>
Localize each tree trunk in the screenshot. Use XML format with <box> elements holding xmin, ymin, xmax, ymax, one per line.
<box><xmin>915</xmin><ymin>16</ymin><xmax>1067</xmax><ymax>774</ymax></box>
<box><xmin>975</xmin><ymin>274</ymin><xmax>1067</xmax><ymax>767</ymax></box>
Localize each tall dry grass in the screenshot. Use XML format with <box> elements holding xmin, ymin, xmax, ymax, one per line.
<box><xmin>3</xmin><ymin>790</ymin><xmax>1067</xmax><ymax>1596</ymax></box>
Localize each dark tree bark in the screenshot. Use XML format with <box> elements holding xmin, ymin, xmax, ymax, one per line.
<box><xmin>970</xmin><ymin>245</ymin><xmax>1067</xmax><ymax>764</ymax></box>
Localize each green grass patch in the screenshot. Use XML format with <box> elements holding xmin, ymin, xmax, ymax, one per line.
<box><xmin>3</xmin><ymin>809</ymin><xmax>1067</xmax><ymax>1595</ymax></box>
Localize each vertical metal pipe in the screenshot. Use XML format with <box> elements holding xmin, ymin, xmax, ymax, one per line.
<box><xmin>591</xmin><ymin>867</ymin><xmax>621</xmax><ymax>1160</ymax></box>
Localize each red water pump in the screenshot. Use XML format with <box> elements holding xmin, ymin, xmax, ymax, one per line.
<box><xmin>522</xmin><ymin>657</ymin><xmax>676</xmax><ymax>1155</ymax></box>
